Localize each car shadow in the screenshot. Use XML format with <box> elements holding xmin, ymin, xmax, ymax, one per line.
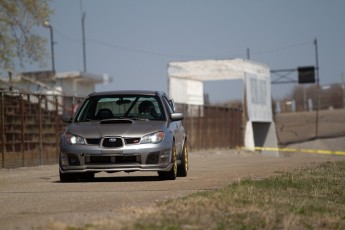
<box><xmin>54</xmin><ymin>175</ymin><xmax>161</xmax><ymax>183</ymax></box>
<box><xmin>93</xmin><ymin>175</ymin><xmax>160</xmax><ymax>182</ymax></box>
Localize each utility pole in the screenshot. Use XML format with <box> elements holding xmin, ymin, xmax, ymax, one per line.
<box><xmin>43</xmin><ymin>21</ymin><xmax>56</xmax><ymax>73</ymax></box>
<box><xmin>82</xmin><ymin>12</ymin><xmax>87</xmax><ymax>72</ymax></box>
<box><xmin>314</xmin><ymin>38</ymin><xmax>320</xmax><ymax>138</ymax></box>
<box><xmin>341</xmin><ymin>73</ymin><xmax>345</xmax><ymax>109</ymax></box>
<box><xmin>8</xmin><ymin>71</ymin><xmax>12</xmax><ymax>91</ymax></box>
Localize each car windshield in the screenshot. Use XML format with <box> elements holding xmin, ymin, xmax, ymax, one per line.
<box><xmin>75</xmin><ymin>95</ymin><xmax>165</xmax><ymax>122</ymax></box>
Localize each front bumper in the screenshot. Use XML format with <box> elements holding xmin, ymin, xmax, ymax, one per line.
<box><xmin>59</xmin><ymin>140</ymin><xmax>173</xmax><ymax>174</ymax></box>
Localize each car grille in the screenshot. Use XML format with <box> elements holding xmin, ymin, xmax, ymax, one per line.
<box><xmin>102</xmin><ymin>137</ymin><xmax>123</xmax><ymax>148</ymax></box>
<box><xmin>86</xmin><ymin>138</ymin><xmax>101</xmax><ymax>145</ymax></box>
<box><xmin>125</xmin><ymin>138</ymin><xmax>141</xmax><ymax>144</ymax></box>
<box><xmin>86</xmin><ymin>155</ymin><xmax>140</xmax><ymax>164</ymax></box>
<box><xmin>86</xmin><ymin>137</ymin><xmax>140</xmax><ymax>147</ymax></box>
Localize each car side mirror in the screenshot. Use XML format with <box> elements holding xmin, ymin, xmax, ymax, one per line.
<box><xmin>61</xmin><ymin>115</ymin><xmax>72</xmax><ymax>123</ymax></box>
<box><xmin>170</xmin><ymin>113</ymin><xmax>184</xmax><ymax>121</ymax></box>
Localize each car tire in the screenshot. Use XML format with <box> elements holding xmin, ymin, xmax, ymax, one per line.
<box><xmin>177</xmin><ymin>141</ymin><xmax>188</xmax><ymax>177</ymax></box>
<box><xmin>158</xmin><ymin>142</ymin><xmax>177</xmax><ymax>180</ymax></box>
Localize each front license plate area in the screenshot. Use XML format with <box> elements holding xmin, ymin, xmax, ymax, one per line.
<box><xmin>85</xmin><ymin>155</ymin><xmax>141</xmax><ymax>164</ymax></box>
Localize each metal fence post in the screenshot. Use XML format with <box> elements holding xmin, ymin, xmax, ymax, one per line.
<box><xmin>20</xmin><ymin>94</ymin><xmax>25</xmax><ymax>167</ymax></box>
<box><xmin>38</xmin><ymin>95</ymin><xmax>43</xmax><ymax>165</ymax></box>
<box><xmin>1</xmin><ymin>93</ymin><xmax>4</xmax><ymax>168</ymax></box>
<box><xmin>55</xmin><ymin>95</ymin><xmax>60</xmax><ymax>161</ymax></box>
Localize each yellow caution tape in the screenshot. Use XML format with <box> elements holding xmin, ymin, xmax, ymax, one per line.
<box><xmin>239</xmin><ymin>146</ymin><xmax>345</xmax><ymax>156</ymax></box>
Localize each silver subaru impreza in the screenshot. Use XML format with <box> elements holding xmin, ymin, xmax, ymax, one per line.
<box><xmin>59</xmin><ymin>90</ymin><xmax>188</xmax><ymax>182</ymax></box>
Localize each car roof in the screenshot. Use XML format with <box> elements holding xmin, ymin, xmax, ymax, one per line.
<box><xmin>87</xmin><ymin>90</ymin><xmax>165</xmax><ymax>97</ymax></box>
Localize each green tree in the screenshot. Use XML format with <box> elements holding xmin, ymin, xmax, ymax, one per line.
<box><xmin>0</xmin><ymin>0</ymin><xmax>53</xmax><ymax>70</ymax></box>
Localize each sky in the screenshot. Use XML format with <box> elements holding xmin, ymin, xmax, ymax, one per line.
<box><xmin>24</xmin><ymin>0</ymin><xmax>345</xmax><ymax>103</ymax></box>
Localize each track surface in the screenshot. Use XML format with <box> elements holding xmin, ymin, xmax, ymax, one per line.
<box><xmin>1</xmin><ymin>147</ymin><xmax>344</xmax><ymax>229</ymax></box>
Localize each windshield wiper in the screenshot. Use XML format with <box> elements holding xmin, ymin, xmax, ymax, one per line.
<box><xmin>124</xmin><ymin>97</ymin><xmax>140</xmax><ymax>117</ymax></box>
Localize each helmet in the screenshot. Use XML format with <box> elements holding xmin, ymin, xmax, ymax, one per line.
<box><xmin>138</xmin><ymin>100</ymin><xmax>155</xmax><ymax>114</ymax></box>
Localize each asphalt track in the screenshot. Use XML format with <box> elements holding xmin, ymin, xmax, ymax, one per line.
<box><xmin>1</xmin><ymin>109</ymin><xmax>345</xmax><ymax>229</ymax></box>
<box><xmin>1</xmin><ymin>146</ymin><xmax>344</xmax><ymax>229</ymax></box>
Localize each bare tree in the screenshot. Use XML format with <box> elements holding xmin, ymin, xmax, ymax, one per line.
<box><xmin>0</xmin><ymin>0</ymin><xmax>53</xmax><ymax>70</ymax></box>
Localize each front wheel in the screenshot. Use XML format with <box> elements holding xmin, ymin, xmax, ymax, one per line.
<box><xmin>158</xmin><ymin>142</ymin><xmax>177</xmax><ymax>180</ymax></box>
<box><xmin>177</xmin><ymin>142</ymin><xmax>188</xmax><ymax>177</ymax></box>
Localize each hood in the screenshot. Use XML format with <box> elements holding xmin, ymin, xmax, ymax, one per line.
<box><xmin>66</xmin><ymin>119</ymin><xmax>167</xmax><ymax>138</ymax></box>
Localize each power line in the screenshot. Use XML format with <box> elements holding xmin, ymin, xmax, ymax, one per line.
<box><xmin>51</xmin><ymin>29</ymin><xmax>314</xmax><ymax>60</ymax></box>
<box><xmin>54</xmin><ymin>28</ymin><xmax>80</xmax><ymax>43</ymax></box>
<box><xmin>250</xmin><ymin>40</ymin><xmax>312</xmax><ymax>57</ymax></box>
<box><xmin>52</xmin><ymin>30</ymin><xmax>212</xmax><ymax>59</ymax></box>
<box><xmin>87</xmin><ymin>39</ymin><xmax>211</xmax><ymax>59</ymax></box>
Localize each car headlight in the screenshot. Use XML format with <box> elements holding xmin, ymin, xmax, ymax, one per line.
<box><xmin>141</xmin><ymin>131</ymin><xmax>164</xmax><ymax>144</ymax></box>
<box><xmin>65</xmin><ymin>133</ymin><xmax>86</xmax><ymax>145</ymax></box>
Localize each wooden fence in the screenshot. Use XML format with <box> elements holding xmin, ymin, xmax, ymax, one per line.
<box><xmin>0</xmin><ymin>92</ymin><xmax>80</xmax><ymax>168</ymax></box>
<box><xmin>0</xmin><ymin>92</ymin><xmax>243</xmax><ymax>168</ymax></box>
<box><xmin>176</xmin><ymin>104</ymin><xmax>243</xmax><ymax>150</ymax></box>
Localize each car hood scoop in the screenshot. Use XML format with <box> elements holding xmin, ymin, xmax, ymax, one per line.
<box><xmin>100</xmin><ymin>119</ymin><xmax>133</xmax><ymax>125</ymax></box>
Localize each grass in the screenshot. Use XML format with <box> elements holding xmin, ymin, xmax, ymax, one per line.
<box><xmin>125</xmin><ymin>160</ymin><xmax>345</xmax><ymax>230</ymax></box>
<box><xmin>58</xmin><ymin>160</ymin><xmax>345</xmax><ymax>230</ymax></box>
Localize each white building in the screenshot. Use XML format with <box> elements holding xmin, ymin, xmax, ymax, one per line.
<box><xmin>168</xmin><ymin>59</ymin><xmax>278</xmax><ymax>156</ymax></box>
<box><xmin>0</xmin><ymin>70</ymin><xmax>111</xmax><ymax>97</ymax></box>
